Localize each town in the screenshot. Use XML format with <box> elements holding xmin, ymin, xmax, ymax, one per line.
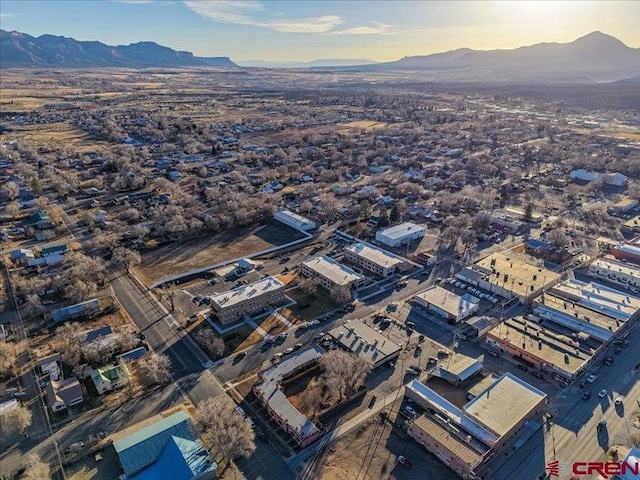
<box><xmin>0</xmin><ymin>62</ymin><xmax>639</xmax><ymax>480</ymax></box>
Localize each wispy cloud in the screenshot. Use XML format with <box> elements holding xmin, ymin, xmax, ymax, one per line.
<box><xmin>184</xmin><ymin>0</ymin><xmax>343</xmax><ymax>33</ymax></box>
<box><xmin>114</xmin><ymin>0</ymin><xmax>155</xmax><ymax>4</ymax></box>
<box><xmin>0</xmin><ymin>12</ymin><xmax>16</xmax><ymax>18</ymax></box>
<box><xmin>330</xmin><ymin>22</ymin><xmax>393</xmax><ymax>36</ymax></box>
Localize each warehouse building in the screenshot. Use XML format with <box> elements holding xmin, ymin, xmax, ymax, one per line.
<box><xmin>611</xmin><ymin>244</ymin><xmax>640</xmax><ymax>265</ymax></box>
<box><xmin>413</xmin><ymin>285</ymin><xmax>480</xmax><ymax>323</ymax></box>
<box><xmin>375</xmin><ymin>222</ymin><xmax>426</xmax><ymax>248</ymax></box>
<box><xmin>327</xmin><ymin>319</ymin><xmax>402</xmax><ymax>368</ymax></box>
<box><xmin>432</xmin><ymin>354</ymin><xmax>484</xmax><ymax>386</ymax></box>
<box><xmin>300</xmin><ymin>256</ymin><xmax>366</xmax><ymax>300</ymax></box>
<box><xmin>210</xmin><ymin>276</ymin><xmax>286</xmax><ymax>325</ymax></box>
<box><xmin>485</xmin><ymin>316</ymin><xmax>597</xmax><ymax>384</ymax></box>
<box><xmin>459</xmin><ymin>253</ymin><xmax>560</xmax><ymax>304</ymax></box>
<box><xmin>274</xmin><ymin>208</ymin><xmax>316</xmax><ymax>231</ymax></box>
<box><xmin>254</xmin><ymin>345</ymin><xmax>324</xmax><ymax>447</ymax></box>
<box><xmin>588</xmin><ymin>258</ymin><xmax>640</xmax><ymax>291</ymax></box>
<box><xmin>405</xmin><ymin>373</ymin><xmax>547</xmax><ymax>479</ymax></box>
<box><xmin>610</xmin><ymin>198</ymin><xmax>639</xmax><ymax>215</ymax></box>
<box><xmin>343</xmin><ymin>242</ymin><xmax>407</xmax><ymax>278</ymax></box>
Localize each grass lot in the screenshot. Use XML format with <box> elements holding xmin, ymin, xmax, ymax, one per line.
<box><xmin>134</xmin><ymin>223</ymin><xmax>305</xmax><ymax>286</ymax></box>
<box><xmin>194</xmin><ymin>322</ymin><xmax>263</xmax><ymax>357</ymax></box>
<box><xmin>2</xmin><ymin>122</ymin><xmax>113</xmax><ymax>153</ymax></box>
<box><xmin>339</xmin><ymin>120</ymin><xmax>389</xmax><ymax>132</ymax></box>
<box><xmin>284</xmin><ymin>288</ymin><xmax>340</xmax><ymax>322</ymax></box>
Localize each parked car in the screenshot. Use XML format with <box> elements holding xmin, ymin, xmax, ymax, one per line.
<box><xmin>293</xmin><ymin>343</ymin><xmax>303</xmax><ymax>350</ymax></box>
<box><xmin>598</xmin><ymin>418</ymin><xmax>607</xmax><ymax>429</ymax></box>
<box><xmin>397</xmin><ymin>455</ymin><xmax>412</xmax><ymax>468</ymax></box>
<box><xmin>406</xmin><ymin>321</ymin><xmax>416</xmax><ymax>330</ymax></box>
<box><xmin>586</xmin><ymin>374</ymin><xmax>598</xmax><ymax>383</ymax></box>
<box><xmin>428</xmin><ymin>356</ymin><xmax>438</xmax><ymax>364</ymax></box>
<box><xmin>615</xmin><ymin>397</ymin><xmax>623</xmax><ymax>406</ymax></box>
<box><xmin>315</xmin><ymin>332</ymin><xmax>325</xmax><ymax>340</ymax></box>
<box><xmin>516</xmin><ymin>364</ymin><xmax>529</xmax><ymax>372</ymax></box>
<box><xmin>403</xmin><ymin>405</ymin><xmax>417</xmax><ymax>417</ymax></box>
<box><xmin>582</xmin><ymin>391</ymin><xmax>592</xmax><ymax>400</ymax></box>
<box><xmin>598</xmin><ymin>389</ymin><xmax>608</xmax><ymax>398</ymax></box>
<box><xmin>405</xmin><ymin>367</ymin><xmax>419</xmax><ymax>376</ymax></box>
<box><xmin>235</xmin><ymin>406</ymin><xmax>246</xmax><ymax>417</ymax></box>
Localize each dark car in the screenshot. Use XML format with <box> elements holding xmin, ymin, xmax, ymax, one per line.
<box><xmin>406</xmin><ymin>321</ymin><xmax>416</xmax><ymax>330</ymax></box>
<box><xmin>516</xmin><ymin>364</ymin><xmax>529</xmax><ymax>372</ymax></box>
<box><xmin>531</xmin><ymin>371</ymin><xmax>544</xmax><ymax>379</ymax></box>
<box><xmin>582</xmin><ymin>391</ymin><xmax>592</xmax><ymax>400</ymax></box>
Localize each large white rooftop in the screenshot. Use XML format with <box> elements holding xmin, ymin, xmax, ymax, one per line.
<box><xmin>345</xmin><ymin>243</ymin><xmax>404</xmax><ymax>269</ymax></box>
<box><xmin>211</xmin><ymin>276</ymin><xmax>284</xmax><ymax>309</ymax></box>
<box><xmin>463</xmin><ymin>373</ymin><xmax>547</xmax><ymax>437</ymax></box>
<box><xmin>590</xmin><ymin>258</ymin><xmax>640</xmax><ymax>280</ymax></box>
<box><xmin>414</xmin><ymin>285</ymin><xmax>479</xmax><ymax>317</ymax></box>
<box><xmin>550</xmin><ymin>278</ymin><xmax>640</xmax><ymax>322</ymax></box>
<box><xmin>377</xmin><ymin>222</ymin><xmax>425</xmax><ymax>240</ymax></box>
<box><xmin>301</xmin><ymin>256</ymin><xmax>364</xmax><ymax>286</ymax></box>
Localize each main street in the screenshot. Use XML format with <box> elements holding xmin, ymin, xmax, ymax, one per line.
<box><xmin>487</xmin><ymin>323</ymin><xmax>640</xmax><ymax>480</ymax></box>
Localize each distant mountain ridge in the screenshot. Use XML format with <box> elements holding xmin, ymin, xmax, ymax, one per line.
<box><xmin>238</xmin><ymin>58</ymin><xmax>378</xmax><ymax>68</ymax></box>
<box><xmin>0</xmin><ymin>30</ymin><xmax>237</xmax><ymax>68</ymax></box>
<box><xmin>337</xmin><ymin>31</ymin><xmax>640</xmax><ymax>83</ymax></box>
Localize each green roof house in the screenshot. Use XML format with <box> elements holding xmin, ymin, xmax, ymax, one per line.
<box><xmin>92</xmin><ymin>363</ymin><xmax>129</xmax><ymax>395</ymax></box>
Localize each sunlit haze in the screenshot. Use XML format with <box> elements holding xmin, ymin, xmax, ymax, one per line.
<box><xmin>1</xmin><ymin>0</ymin><xmax>637</xmax><ymax>61</ymax></box>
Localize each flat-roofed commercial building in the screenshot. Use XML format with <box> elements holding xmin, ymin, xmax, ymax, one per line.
<box><xmin>485</xmin><ymin>315</ymin><xmax>597</xmax><ymax>383</ymax></box>
<box><xmin>413</xmin><ymin>285</ymin><xmax>480</xmax><ymax>323</ymax></box>
<box><xmin>589</xmin><ymin>258</ymin><xmax>640</xmax><ymax>291</ymax></box>
<box><xmin>432</xmin><ymin>354</ymin><xmax>484</xmax><ymax>386</ymax></box>
<box><xmin>611</xmin><ymin>244</ymin><xmax>640</xmax><ymax>265</ymax></box>
<box><xmin>211</xmin><ymin>276</ymin><xmax>285</xmax><ymax>325</ymax></box>
<box><xmin>327</xmin><ymin>319</ymin><xmax>401</xmax><ymax>368</ymax></box>
<box><xmin>610</xmin><ymin>198</ymin><xmax>639</xmax><ymax>214</ymax></box>
<box><xmin>405</xmin><ymin>373</ymin><xmax>546</xmax><ymax>479</ymax></box>
<box><xmin>274</xmin><ymin>208</ymin><xmax>316</xmax><ymax>231</ymax></box>
<box><xmin>254</xmin><ymin>345</ymin><xmax>324</xmax><ymax>447</ymax></box>
<box><xmin>343</xmin><ymin>243</ymin><xmax>406</xmax><ymax>278</ymax></box>
<box><xmin>375</xmin><ymin>222</ymin><xmax>426</xmax><ymax>248</ymax></box>
<box><xmin>300</xmin><ymin>256</ymin><xmax>366</xmax><ymax>299</ymax></box>
<box><xmin>549</xmin><ymin>278</ymin><xmax>640</xmax><ymax>323</ymax></box>
<box><xmin>462</xmin><ymin>253</ymin><xmax>560</xmax><ymax>303</ymax></box>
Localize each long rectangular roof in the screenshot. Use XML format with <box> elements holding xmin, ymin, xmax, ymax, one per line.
<box><xmin>377</xmin><ymin>222</ymin><xmax>425</xmax><ymax>240</ymax></box>
<box><xmin>328</xmin><ymin>319</ymin><xmax>401</xmax><ymax>363</ymax></box>
<box><xmin>302</xmin><ymin>256</ymin><xmax>364</xmax><ymax>286</ymax></box>
<box><xmin>590</xmin><ymin>258</ymin><xmax>640</xmax><ymax>280</ymax></box>
<box><xmin>211</xmin><ymin>276</ymin><xmax>284</xmax><ymax>309</ymax></box>
<box><xmin>344</xmin><ymin>243</ymin><xmax>404</xmax><ymax>269</ymax></box>
<box><xmin>550</xmin><ymin>278</ymin><xmax>640</xmax><ymax>321</ymax></box>
<box><xmin>255</xmin><ymin>345</ymin><xmax>323</xmax><ymax>441</ymax></box>
<box><xmin>463</xmin><ymin>373</ymin><xmax>547</xmax><ymax>437</ymax></box>
<box><xmin>414</xmin><ymin>285</ymin><xmax>479</xmax><ymax>317</ymax></box>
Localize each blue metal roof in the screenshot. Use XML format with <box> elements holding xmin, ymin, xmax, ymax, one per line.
<box><xmin>131</xmin><ymin>436</ymin><xmax>216</xmax><ymax>480</ymax></box>
<box><xmin>527</xmin><ymin>238</ymin><xmax>551</xmax><ymax>249</ymax></box>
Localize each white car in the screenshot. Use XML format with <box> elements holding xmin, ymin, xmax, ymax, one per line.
<box><xmin>586</xmin><ymin>374</ymin><xmax>598</xmax><ymax>383</ymax></box>
<box><xmin>598</xmin><ymin>389</ymin><xmax>608</xmax><ymax>398</ymax></box>
<box><xmin>284</xmin><ymin>347</ymin><xmax>294</xmax><ymax>355</ymax></box>
<box><xmin>308</xmin><ymin>320</ymin><xmax>320</xmax><ymax>326</ymax></box>
<box><xmin>235</xmin><ymin>406</ymin><xmax>246</xmax><ymax>417</ymax></box>
<box><xmin>403</xmin><ymin>405</ymin><xmax>417</xmax><ymax>417</ymax></box>
<box><xmin>615</xmin><ymin>397</ymin><xmax>623</xmax><ymax>406</ymax></box>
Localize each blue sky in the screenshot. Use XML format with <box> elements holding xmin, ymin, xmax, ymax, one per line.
<box><xmin>1</xmin><ymin>1</ymin><xmax>638</xmax><ymax>62</ymax></box>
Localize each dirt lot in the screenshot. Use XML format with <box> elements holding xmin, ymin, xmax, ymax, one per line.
<box><xmin>193</xmin><ymin>322</ymin><xmax>263</xmax><ymax>357</ymax></box>
<box><xmin>310</xmin><ymin>418</ymin><xmax>459</xmax><ymax>480</ymax></box>
<box><xmin>66</xmin><ymin>445</ymin><xmax>120</xmax><ymax>480</ymax></box>
<box><xmin>134</xmin><ymin>223</ymin><xmax>305</xmax><ymax>286</ymax></box>
<box><xmin>257</xmin><ymin>314</ymin><xmax>288</xmax><ymax>336</ymax></box>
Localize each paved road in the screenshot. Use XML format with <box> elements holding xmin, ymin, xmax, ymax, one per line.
<box><xmin>487</xmin><ymin>323</ymin><xmax>640</xmax><ymax>480</ymax></box>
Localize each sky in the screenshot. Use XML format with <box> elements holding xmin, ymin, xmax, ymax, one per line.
<box><xmin>1</xmin><ymin>1</ymin><xmax>638</xmax><ymax>62</ymax></box>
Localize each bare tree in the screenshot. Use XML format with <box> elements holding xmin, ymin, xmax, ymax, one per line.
<box><xmin>1</xmin><ymin>181</ymin><xmax>19</xmax><ymax>200</ymax></box>
<box><xmin>54</xmin><ymin>323</ymin><xmax>84</xmax><ymax>368</ymax></box>
<box><xmin>194</xmin><ymin>397</ymin><xmax>256</xmax><ymax>470</ymax></box>
<box><xmin>22</xmin><ymin>454</ymin><xmax>50</xmax><ymax>480</ymax></box>
<box><xmin>298</xmin><ymin>276</ymin><xmax>319</xmax><ymax>296</ymax></box>
<box><xmin>112</xmin><ymin>247</ymin><xmax>141</xmax><ymax>272</ymax></box>
<box><xmin>194</xmin><ymin>330</ymin><xmax>225</xmax><ymax>359</ymax></box>
<box><xmin>0</xmin><ymin>404</ymin><xmax>32</xmax><ymax>439</ymax></box>
<box><xmin>0</xmin><ymin>343</ymin><xmax>16</xmax><ymax>379</ymax></box>
<box><xmin>136</xmin><ymin>353</ymin><xmax>171</xmax><ymax>387</ymax></box>
<box><xmin>320</xmin><ymin>351</ymin><xmax>372</xmax><ymax>402</ymax></box>
<box><xmin>5</xmin><ymin>200</ymin><xmax>20</xmax><ymax>219</ymax></box>
<box><xmin>332</xmin><ymin>287</ymin><xmax>352</xmax><ymax>304</ymax></box>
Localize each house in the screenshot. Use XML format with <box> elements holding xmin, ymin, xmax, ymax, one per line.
<box><xmin>37</xmin><ymin>353</ymin><xmax>61</xmax><ymax>381</ymax></box>
<box><xmin>168</xmin><ymin>171</ymin><xmax>182</xmax><ymax>181</ymax></box>
<box><xmin>41</xmin><ymin>244</ymin><xmax>68</xmax><ymax>257</ymax></box>
<box><xmin>51</xmin><ymin>298</ymin><xmax>101</xmax><ymax>324</ymax></box>
<box><xmin>611</xmin><ymin>198</ymin><xmax>639</xmax><ymax>215</ymax></box>
<box><xmin>116</xmin><ymin>347</ymin><xmax>147</xmax><ymax>364</ymax></box>
<box><xmin>112</xmin><ymin>410</ymin><xmax>216</xmax><ymax>480</ymax></box>
<box><xmin>46</xmin><ymin>377</ymin><xmax>84</xmax><ymax>412</ymax></box>
<box><xmin>92</xmin><ymin>364</ymin><xmax>129</xmax><ymax>394</ymax></box>
<box><xmin>9</xmin><ymin>248</ymin><xmax>35</xmax><ymax>265</ymax></box>
<box><xmin>29</xmin><ymin>210</ymin><xmax>53</xmax><ymax>229</ymax></box>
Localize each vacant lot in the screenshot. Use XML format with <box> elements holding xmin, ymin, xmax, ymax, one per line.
<box><xmin>194</xmin><ymin>322</ymin><xmax>263</xmax><ymax>358</ymax></box>
<box><xmin>311</xmin><ymin>418</ymin><xmax>459</xmax><ymax>480</ymax></box>
<box><xmin>135</xmin><ymin>223</ymin><xmax>305</xmax><ymax>286</ymax></box>
<box><xmin>66</xmin><ymin>445</ymin><xmax>120</xmax><ymax>480</ymax></box>
<box><xmin>284</xmin><ymin>288</ymin><xmax>340</xmax><ymax>322</ymax></box>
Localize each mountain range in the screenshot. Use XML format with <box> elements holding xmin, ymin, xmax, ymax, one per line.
<box><xmin>0</xmin><ymin>30</ymin><xmax>236</xmax><ymax>68</ymax></box>
<box><xmin>1</xmin><ymin>29</ymin><xmax>638</xmax><ymax>83</ymax></box>
<box><xmin>334</xmin><ymin>31</ymin><xmax>640</xmax><ymax>83</ymax></box>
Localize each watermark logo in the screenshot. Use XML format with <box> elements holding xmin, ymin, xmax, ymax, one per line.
<box><xmin>545</xmin><ymin>460</ymin><xmax>640</xmax><ymax>479</ymax></box>
<box><xmin>545</xmin><ymin>460</ymin><xmax>560</xmax><ymax>477</ymax></box>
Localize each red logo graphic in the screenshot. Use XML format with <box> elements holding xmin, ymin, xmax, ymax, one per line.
<box><xmin>546</xmin><ymin>460</ymin><xmax>560</xmax><ymax>477</ymax></box>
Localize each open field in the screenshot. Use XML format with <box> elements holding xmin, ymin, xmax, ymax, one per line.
<box><xmin>2</xmin><ymin>122</ymin><xmax>113</xmax><ymax>153</ymax></box>
<box><xmin>339</xmin><ymin>120</ymin><xmax>390</xmax><ymax>132</ymax></box>
<box><xmin>134</xmin><ymin>223</ymin><xmax>305</xmax><ymax>286</ymax></box>
<box><xmin>283</xmin><ymin>288</ymin><xmax>340</xmax><ymax>322</ymax></box>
